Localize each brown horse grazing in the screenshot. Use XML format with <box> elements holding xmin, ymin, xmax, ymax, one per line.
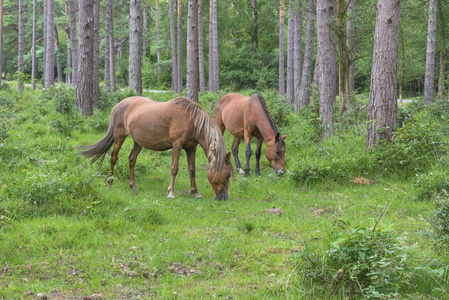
<box><xmin>79</xmin><ymin>96</ymin><xmax>232</xmax><ymax>200</ymax></box>
<box><xmin>215</xmin><ymin>93</ymin><xmax>287</xmax><ymax>177</ymax></box>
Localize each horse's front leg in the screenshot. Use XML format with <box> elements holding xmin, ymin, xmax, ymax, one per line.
<box><xmin>128</xmin><ymin>141</ymin><xmax>142</xmax><ymax>191</ymax></box>
<box><xmin>255</xmin><ymin>138</ymin><xmax>263</xmax><ymax>176</ymax></box>
<box><xmin>231</xmin><ymin>136</ymin><xmax>244</xmax><ymax>175</ymax></box>
<box><xmin>244</xmin><ymin>134</ymin><xmax>252</xmax><ymax>177</ymax></box>
<box><xmin>186</xmin><ymin>146</ymin><xmax>202</xmax><ymax>198</ymax></box>
<box><xmin>167</xmin><ymin>145</ymin><xmax>182</xmax><ymax>198</ymax></box>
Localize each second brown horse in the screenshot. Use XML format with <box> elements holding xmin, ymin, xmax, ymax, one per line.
<box><xmin>215</xmin><ymin>93</ymin><xmax>287</xmax><ymax>177</ymax></box>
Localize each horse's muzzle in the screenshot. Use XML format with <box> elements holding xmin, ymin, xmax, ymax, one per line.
<box><xmin>275</xmin><ymin>169</ymin><xmax>284</xmax><ymax>175</ymax></box>
<box><xmin>215</xmin><ymin>193</ymin><xmax>228</xmax><ymax>200</ymax></box>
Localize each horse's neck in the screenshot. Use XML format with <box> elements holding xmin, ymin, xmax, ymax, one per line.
<box><xmin>196</xmin><ymin>134</ymin><xmax>216</xmax><ymax>166</ymax></box>
<box><xmin>254</xmin><ymin>108</ymin><xmax>276</xmax><ymax>142</ymax></box>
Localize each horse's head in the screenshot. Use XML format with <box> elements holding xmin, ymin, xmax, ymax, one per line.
<box><xmin>265</xmin><ymin>133</ymin><xmax>287</xmax><ymax>175</ymax></box>
<box><xmin>208</xmin><ymin>152</ymin><xmax>232</xmax><ymax>200</ymax></box>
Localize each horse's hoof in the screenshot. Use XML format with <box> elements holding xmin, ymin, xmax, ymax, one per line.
<box><xmin>238</xmin><ymin>168</ymin><xmax>245</xmax><ymax>175</ymax></box>
<box><xmin>256</xmin><ymin>171</ymin><xmax>261</xmax><ymax>176</ymax></box>
<box><xmin>167</xmin><ymin>193</ymin><xmax>176</xmax><ymax>199</ymax></box>
<box><xmin>193</xmin><ymin>193</ymin><xmax>202</xmax><ymax>198</ymax></box>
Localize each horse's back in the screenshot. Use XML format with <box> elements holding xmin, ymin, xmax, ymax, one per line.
<box><xmin>216</xmin><ymin>93</ymin><xmax>256</xmax><ymax>137</ymax></box>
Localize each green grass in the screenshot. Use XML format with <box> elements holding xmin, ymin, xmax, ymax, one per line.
<box><xmin>0</xmin><ymin>84</ymin><xmax>448</xmax><ymax>299</ymax></box>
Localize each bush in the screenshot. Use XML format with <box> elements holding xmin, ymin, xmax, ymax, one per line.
<box><xmin>414</xmin><ymin>171</ymin><xmax>449</xmax><ymax>201</ymax></box>
<box><xmin>426</xmin><ymin>193</ymin><xmax>449</xmax><ymax>252</ymax></box>
<box><xmin>297</xmin><ymin>220</ymin><xmax>445</xmax><ymax>299</ymax></box>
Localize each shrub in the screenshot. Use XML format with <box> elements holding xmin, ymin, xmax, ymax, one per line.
<box><xmin>297</xmin><ymin>220</ymin><xmax>445</xmax><ymax>299</ymax></box>
<box><xmin>414</xmin><ymin>171</ymin><xmax>449</xmax><ymax>201</ymax></box>
<box><xmin>426</xmin><ymin>193</ymin><xmax>449</xmax><ymax>252</ymax></box>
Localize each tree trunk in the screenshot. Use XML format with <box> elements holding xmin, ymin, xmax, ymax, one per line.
<box><xmin>198</xmin><ymin>0</ymin><xmax>206</xmax><ymax>92</ymax></box>
<box><xmin>169</xmin><ymin>0</ymin><xmax>177</xmax><ymax>91</ymax></box>
<box><xmin>129</xmin><ymin>0</ymin><xmax>142</xmax><ymax>95</ymax></box>
<box><xmin>177</xmin><ymin>0</ymin><xmax>183</xmax><ymax>93</ymax></box>
<box><xmin>45</xmin><ymin>0</ymin><xmax>55</xmax><ymax>88</ymax></box>
<box><xmin>65</xmin><ymin>3</ymin><xmax>71</xmax><ymax>85</ymax></box>
<box><xmin>93</xmin><ymin>0</ymin><xmax>100</xmax><ymax>103</ymax></box>
<box><xmin>43</xmin><ymin>0</ymin><xmax>47</xmax><ymax>79</ymax></box>
<box><xmin>293</xmin><ymin>1</ymin><xmax>302</xmax><ymax>101</ymax></box>
<box><xmin>317</xmin><ymin>0</ymin><xmax>334</xmax><ymax>137</ymax></box>
<box><xmin>76</xmin><ymin>0</ymin><xmax>95</xmax><ymax>116</ymax></box>
<box><xmin>69</xmin><ymin>0</ymin><xmax>78</xmax><ymax>87</ymax></box>
<box><xmin>399</xmin><ymin>24</ymin><xmax>405</xmax><ymax>105</ymax></box>
<box><xmin>54</xmin><ymin>25</ymin><xmax>63</xmax><ymax>83</ymax></box>
<box><xmin>208</xmin><ymin>0</ymin><xmax>213</xmax><ymax>91</ymax></box>
<box><xmin>142</xmin><ymin>0</ymin><xmax>147</xmax><ymax>66</ymax></box>
<box><xmin>104</xmin><ymin>0</ymin><xmax>111</xmax><ymax>91</ymax></box>
<box><xmin>212</xmin><ymin>0</ymin><xmax>219</xmax><ymax>91</ymax></box>
<box><xmin>279</xmin><ymin>0</ymin><xmax>285</xmax><ymax>96</ymax></box>
<box><xmin>107</xmin><ymin>0</ymin><xmax>116</xmax><ymax>92</ymax></box>
<box><xmin>31</xmin><ymin>0</ymin><xmax>37</xmax><ymax>89</ymax></box>
<box><xmin>328</xmin><ymin>0</ymin><xmax>337</xmax><ymax>104</ymax></box>
<box><xmin>295</xmin><ymin>0</ymin><xmax>315</xmax><ymax>111</ymax></box>
<box><xmin>286</xmin><ymin>6</ymin><xmax>294</xmax><ymax>105</ymax></box>
<box><xmin>0</xmin><ymin>0</ymin><xmax>3</xmax><ymax>85</ymax></box>
<box><xmin>186</xmin><ymin>0</ymin><xmax>198</xmax><ymax>102</ymax></box>
<box><xmin>251</xmin><ymin>0</ymin><xmax>258</xmax><ymax>52</ymax></box>
<box><xmin>337</xmin><ymin>0</ymin><xmax>352</xmax><ymax>118</ymax></box>
<box><xmin>347</xmin><ymin>0</ymin><xmax>355</xmax><ymax>96</ymax></box>
<box><xmin>437</xmin><ymin>2</ymin><xmax>445</xmax><ymax>101</ymax></box>
<box><xmin>156</xmin><ymin>0</ymin><xmax>161</xmax><ymax>68</ymax></box>
<box><xmin>366</xmin><ymin>0</ymin><xmax>400</xmax><ymax>148</ymax></box>
<box><xmin>18</xmin><ymin>0</ymin><xmax>24</xmax><ymax>92</ymax></box>
<box><xmin>423</xmin><ymin>0</ymin><xmax>438</xmax><ymax>104</ymax></box>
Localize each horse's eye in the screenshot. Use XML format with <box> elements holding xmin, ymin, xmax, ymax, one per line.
<box><xmin>226</xmin><ymin>174</ymin><xmax>231</xmax><ymax>179</ymax></box>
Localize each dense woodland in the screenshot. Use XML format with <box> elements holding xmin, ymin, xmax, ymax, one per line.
<box><xmin>0</xmin><ymin>0</ymin><xmax>443</xmax><ymax>99</ymax></box>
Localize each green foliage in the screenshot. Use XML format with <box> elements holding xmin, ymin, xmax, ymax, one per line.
<box><xmin>414</xmin><ymin>170</ymin><xmax>449</xmax><ymax>201</ymax></box>
<box><xmin>427</xmin><ymin>193</ymin><xmax>449</xmax><ymax>252</ymax></box>
<box><xmin>298</xmin><ymin>220</ymin><xmax>444</xmax><ymax>299</ymax></box>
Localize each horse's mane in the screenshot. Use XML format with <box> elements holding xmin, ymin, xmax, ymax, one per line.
<box><xmin>254</xmin><ymin>94</ymin><xmax>278</xmax><ymax>135</ymax></box>
<box><xmin>172</xmin><ymin>97</ymin><xmax>227</xmax><ymax>172</ymax></box>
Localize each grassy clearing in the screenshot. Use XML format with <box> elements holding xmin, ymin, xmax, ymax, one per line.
<box><xmin>0</xmin><ymin>84</ymin><xmax>448</xmax><ymax>299</ymax></box>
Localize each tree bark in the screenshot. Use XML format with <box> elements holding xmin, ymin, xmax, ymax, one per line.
<box><xmin>65</xmin><ymin>3</ymin><xmax>71</xmax><ymax>85</ymax></box>
<box><xmin>156</xmin><ymin>0</ymin><xmax>161</xmax><ymax>68</ymax></box>
<box><xmin>286</xmin><ymin>6</ymin><xmax>294</xmax><ymax>105</ymax></box>
<box><xmin>212</xmin><ymin>0</ymin><xmax>219</xmax><ymax>91</ymax></box>
<box><xmin>293</xmin><ymin>1</ymin><xmax>302</xmax><ymax>102</ymax></box>
<box><xmin>31</xmin><ymin>0</ymin><xmax>37</xmax><ymax>89</ymax></box>
<box><xmin>45</xmin><ymin>0</ymin><xmax>55</xmax><ymax>88</ymax></box>
<box><xmin>198</xmin><ymin>0</ymin><xmax>206</xmax><ymax>92</ymax></box>
<box><xmin>129</xmin><ymin>0</ymin><xmax>142</xmax><ymax>95</ymax></box>
<box><xmin>317</xmin><ymin>0</ymin><xmax>334</xmax><ymax>137</ymax></box>
<box><xmin>93</xmin><ymin>0</ymin><xmax>100</xmax><ymax>102</ymax></box>
<box><xmin>337</xmin><ymin>0</ymin><xmax>353</xmax><ymax>118</ymax></box>
<box><xmin>366</xmin><ymin>0</ymin><xmax>400</xmax><ymax>147</ymax></box>
<box><xmin>142</xmin><ymin>0</ymin><xmax>147</xmax><ymax>66</ymax></box>
<box><xmin>76</xmin><ymin>0</ymin><xmax>95</xmax><ymax>116</ymax></box>
<box><xmin>0</xmin><ymin>0</ymin><xmax>3</xmax><ymax>85</ymax></box>
<box><xmin>43</xmin><ymin>0</ymin><xmax>47</xmax><ymax>79</ymax></box>
<box><xmin>69</xmin><ymin>0</ymin><xmax>78</xmax><ymax>87</ymax></box>
<box><xmin>186</xmin><ymin>0</ymin><xmax>198</xmax><ymax>102</ymax></box>
<box><xmin>251</xmin><ymin>0</ymin><xmax>258</xmax><ymax>52</ymax></box>
<box><xmin>54</xmin><ymin>25</ymin><xmax>63</xmax><ymax>83</ymax></box>
<box><xmin>279</xmin><ymin>0</ymin><xmax>285</xmax><ymax>96</ymax></box>
<box><xmin>347</xmin><ymin>0</ymin><xmax>355</xmax><ymax>96</ymax></box>
<box><xmin>424</xmin><ymin>0</ymin><xmax>438</xmax><ymax>104</ymax></box>
<box><xmin>104</xmin><ymin>0</ymin><xmax>111</xmax><ymax>91</ymax></box>
<box><xmin>18</xmin><ymin>0</ymin><xmax>24</xmax><ymax>93</ymax></box>
<box><xmin>107</xmin><ymin>0</ymin><xmax>116</xmax><ymax>92</ymax></box>
<box><xmin>177</xmin><ymin>0</ymin><xmax>183</xmax><ymax>93</ymax></box>
<box><xmin>295</xmin><ymin>0</ymin><xmax>315</xmax><ymax>111</ymax></box>
<box><xmin>328</xmin><ymin>0</ymin><xmax>337</xmax><ymax>104</ymax></box>
<box><xmin>208</xmin><ymin>0</ymin><xmax>213</xmax><ymax>90</ymax></box>
<box><xmin>169</xmin><ymin>0</ymin><xmax>177</xmax><ymax>91</ymax></box>
<box><xmin>437</xmin><ymin>2</ymin><xmax>445</xmax><ymax>101</ymax></box>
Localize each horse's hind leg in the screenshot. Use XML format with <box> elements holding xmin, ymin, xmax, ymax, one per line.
<box><xmin>167</xmin><ymin>145</ymin><xmax>182</xmax><ymax>198</ymax></box>
<box><xmin>232</xmin><ymin>136</ymin><xmax>245</xmax><ymax>175</ymax></box>
<box><xmin>243</xmin><ymin>134</ymin><xmax>252</xmax><ymax>177</ymax></box>
<box><xmin>255</xmin><ymin>138</ymin><xmax>263</xmax><ymax>176</ymax></box>
<box><xmin>108</xmin><ymin>136</ymin><xmax>126</xmax><ymax>187</ymax></box>
<box><xmin>186</xmin><ymin>146</ymin><xmax>202</xmax><ymax>198</ymax></box>
<box><xmin>128</xmin><ymin>141</ymin><xmax>142</xmax><ymax>191</ymax></box>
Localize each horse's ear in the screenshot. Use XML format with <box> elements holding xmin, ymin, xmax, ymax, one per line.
<box><xmin>275</xmin><ymin>132</ymin><xmax>280</xmax><ymax>142</ymax></box>
<box><xmin>225</xmin><ymin>151</ymin><xmax>232</xmax><ymax>163</ymax></box>
<box><xmin>282</xmin><ymin>134</ymin><xmax>287</xmax><ymax>140</ymax></box>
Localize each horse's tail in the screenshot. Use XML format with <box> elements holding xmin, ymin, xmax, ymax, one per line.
<box><xmin>78</xmin><ymin>105</ymin><xmax>117</xmax><ymax>165</ymax></box>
